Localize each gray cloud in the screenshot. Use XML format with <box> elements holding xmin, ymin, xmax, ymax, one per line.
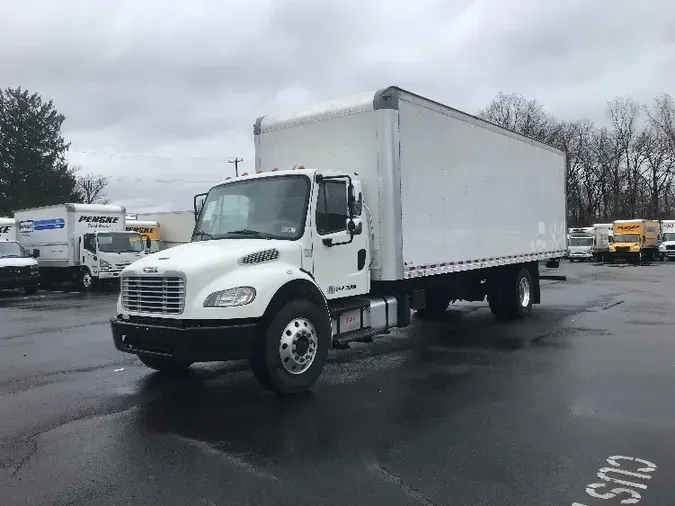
<box><xmin>1</xmin><ymin>0</ymin><xmax>673</xmax><ymax>211</ymax></box>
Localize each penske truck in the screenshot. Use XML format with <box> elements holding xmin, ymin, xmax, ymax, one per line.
<box><xmin>608</xmin><ymin>219</ymin><xmax>660</xmax><ymax>264</ymax></box>
<box><xmin>659</xmin><ymin>219</ymin><xmax>675</xmax><ymax>261</ymax></box>
<box><xmin>15</xmin><ymin>204</ymin><xmax>145</xmax><ymax>290</ymax></box>
<box><xmin>0</xmin><ymin>217</ymin><xmax>18</xmax><ymax>241</ymax></box>
<box><xmin>110</xmin><ymin>86</ymin><xmax>567</xmax><ymax>394</ymax></box>
<box><xmin>126</xmin><ymin>219</ymin><xmax>167</xmax><ymax>253</ymax></box>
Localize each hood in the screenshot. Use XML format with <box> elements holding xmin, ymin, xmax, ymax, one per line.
<box><xmin>0</xmin><ymin>257</ymin><xmax>37</xmax><ymax>268</ymax></box>
<box><xmin>122</xmin><ymin>239</ymin><xmax>302</xmax><ymax>276</ymax></box>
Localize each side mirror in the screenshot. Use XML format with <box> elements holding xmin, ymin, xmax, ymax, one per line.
<box><xmin>32</xmin><ymin>249</ymin><xmax>40</xmax><ymax>258</ymax></box>
<box><xmin>146</xmin><ymin>237</ymin><xmax>152</xmax><ymax>250</ymax></box>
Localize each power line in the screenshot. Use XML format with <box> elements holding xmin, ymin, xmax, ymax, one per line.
<box><xmin>69</xmin><ymin>150</ymin><xmax>233</xmax><ymax>163</ymax></box>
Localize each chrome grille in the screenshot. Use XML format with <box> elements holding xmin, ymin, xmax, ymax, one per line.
<box><xmin>121</xmin><ymin>275</ymin><xmax>186</xmax><ymax>315</ymax></box>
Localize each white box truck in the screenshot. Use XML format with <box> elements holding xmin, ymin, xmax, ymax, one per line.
<box><xmin>659</xmin><ymin>219</ymin><xmax>675</xmax><ymax>261</ymax></box>
<box><xmin>568</xmin><ymin>226</ymin><xmax>595</xmax><ymax>262</ymax></box>
<box><xmin>15</xmin><ymin>204</ymin><xmax>145</xmax><ymax>290</ymax></box>
<box><xmin>110</xmin><ymin>87</ymin><xmax>567</xmax><ymax>394</ymax></box>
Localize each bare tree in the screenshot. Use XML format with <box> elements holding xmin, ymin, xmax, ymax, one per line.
<box><xmin>76</xmin><ymin>172</ymin><xmax>110</xmax><ymax>204</ymax></box>
<box><xmin>478</xmin><ymin>91</ymin><xmax>675</xmax><ymax>226</ymax></box>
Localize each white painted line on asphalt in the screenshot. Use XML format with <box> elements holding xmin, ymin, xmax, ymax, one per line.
<box><xmin>113</xmin><ymin>368</ymin><xmax>125</xmax><ymax>372</ymax></box>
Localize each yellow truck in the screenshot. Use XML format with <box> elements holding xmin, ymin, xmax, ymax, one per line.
<box><xmin>608</xmin><ymin>219</ymin><xmax>660</xmax><ymax>264</ymax></box>
<box><xmin>125</xmin><ymin>220</ymin><xmax>166</xmax><ymax>253</ymax></box>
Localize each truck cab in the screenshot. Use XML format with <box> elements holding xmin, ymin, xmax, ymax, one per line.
<box><xmin>659</xmin><ymin>220</ymin><xmax>675</xmax><ymax>261</ymax></box>
<box><xmin>79</xmin><ymin>230</ymin><xmax>145</xmax><ymax>289</ymax></box>
<box><xmin>567</xmin><ymin>227</ymin><xmax>594</xmax><ymax>262</ymax></box>
<box><xmin>0</xmin><ymin>239</ymin><xmax>41</xmax><ymax>294</ymax></box>
<box><xmin>609</xmin><ymin>219</ymin><xmax>660</xmax><ymax>264</ymax></box>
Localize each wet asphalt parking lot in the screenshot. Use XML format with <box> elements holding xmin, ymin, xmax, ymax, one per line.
<box><xmin>1</xmin><ymin>261</ymin><xmax>675</xmax><ymax>505</ymax></box>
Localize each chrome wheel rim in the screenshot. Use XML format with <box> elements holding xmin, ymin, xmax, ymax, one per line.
<box><xmin>82</xmin><ymin>272</ymin><xmax>92</xmax><ymax>288</ymax></box>
<box><xmin>518</xmin><ymin>276</ymin><xmax>531</xmax><ymax>308</ymax></box>
<box><xmin>279</xmin><ymin>317</ymin><xmax>318</xmax><ymax>375</ymax></box>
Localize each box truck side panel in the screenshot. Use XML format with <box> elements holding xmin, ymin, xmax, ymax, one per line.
<box><xmin>16</xmin><ymin>205</ymin><xmax>71</xmax><ymax>267</ymax></box>
<box><xmin>396</xmin><ymin>92</ymin><xmax>567</xmax><ymax>276</ymax></box>
<box><xmin>255</xmin><ymin>100</ymin><xmax>383</xmax><ymax>271</ymax></box>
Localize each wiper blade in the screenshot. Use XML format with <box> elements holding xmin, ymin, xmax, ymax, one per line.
<box><xmin>227</xmin><ymin>229</ymin><xmax>273</xmax><ymax>239</ymax></box>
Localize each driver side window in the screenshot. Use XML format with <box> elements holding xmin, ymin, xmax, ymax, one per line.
<box><xmin>83</xmin><ymin>234</ymin><xmax>96</xmax><ymax>253</ymax></box>
<box><xmin>316</xmin><ymin>181</ymin><xmax>348</xmax><ymax>235</ymax></box>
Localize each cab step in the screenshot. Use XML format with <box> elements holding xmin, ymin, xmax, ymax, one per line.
<box><xmin>332</xmin><ymin>326</ymin><xmax>377</xmax><ymax>350</ymax></box>
<box><xmin>328</xmin><ymin>296</ymin><xmax>370</xmax><ymax>317</ymax></box>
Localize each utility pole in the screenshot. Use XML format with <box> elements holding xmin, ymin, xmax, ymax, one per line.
<box><xmin>228</xmin><ymin>157</ymin><xmax>243</xmax><ymax>177</ymax></box>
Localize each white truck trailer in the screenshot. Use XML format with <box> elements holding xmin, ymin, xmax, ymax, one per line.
<box><xmin>134</xmin><ymin>210</ymin><xmax>196</xmax><ymax>248</ymax></box>
<box><xmin>591</xmin><ymin>223</ymin><xmax>613</xmax><ymax>262</ymax></box>
<box><xmin>110</xmin><ymin>87</ymin><xmax>567</xmax><ymax>394</ymax></box>
<box><xmin>659</xmin><ymin>219</ymin><xmax>675</xmax><ymax>261</ymax></box>
<box><xmin>15</xmin><ymin>204</ymin><xmax>145</xmax><ymax>290</ymax></box>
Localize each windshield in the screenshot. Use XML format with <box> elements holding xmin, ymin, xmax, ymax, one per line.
<box><xmin>193</xmin><ymin>175</ymin><xmax>311</xmax><ymax>241</ymax></box>
<box><xmin>569</xmin><ymin>237</ymin><xmax>593</xmax><ymax>247</ymax></box>
<box><xmin>614</xmin><ymin>234</ymin><xmax>639</xmax><ymax>243</ymax></box>
<box><xmin>0</xmin><ymin>241</ymin><xmax>30</xmax><ymax>258</ymax></box>
<box><xmin>663</xmin><ymin>233</ymin><xmax>675</xmax><ymax>242</ymax></box>
<box><xmin>97</xmin><ymin>233</ymin><xmax>144</xmax><ymax>253</ymax></box>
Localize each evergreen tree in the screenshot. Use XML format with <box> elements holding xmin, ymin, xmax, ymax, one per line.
<box><xmin>0</xmin><ymin>87</ymin><xmax>80</xmax><ymax>215</ymax></box>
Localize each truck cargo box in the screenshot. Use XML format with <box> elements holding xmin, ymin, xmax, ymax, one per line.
<box><xmin>255</xmin><ymin>86</ymin><xmax>567</xmax><ymax>282</ymax></box>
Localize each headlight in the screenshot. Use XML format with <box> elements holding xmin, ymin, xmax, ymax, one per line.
<box><xmin>203</xmin><ymin>286</ymin><xmax>256</xmax><ymax>307</ymax></box>
<box><xmin>100</xmin><ymin>259</ymin><xmax>111</xmax><ymax>271</ymax></box>
<box><xmin>30</xmin><ymin>263</ymin><xmax>39</xmax><ymax>270</ymax></box>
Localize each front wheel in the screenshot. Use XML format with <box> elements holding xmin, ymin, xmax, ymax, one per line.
<box><xmin>79</xmin><ymin>269</ymin><xmax>95</xmax><ymax>291</ymax></box>
<box><xmin>251</xmin><ymin>299</ymin><xmax>330</xmax><ymax>395</ymax></box>
<box><xmin>138</xmin><ymin>355</ymin><xmax>193</xmax><ymax>373</ymax></box>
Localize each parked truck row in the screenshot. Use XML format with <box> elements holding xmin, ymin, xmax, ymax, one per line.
<box><xmin>109</xmin><ymin>86</ymin><xmax>568</xmax><ymax>394</ymax></box>
<box><xmin>567</xmin><ymin>219</ymin><xmax>669</xmax><ymax>265</ymax></box>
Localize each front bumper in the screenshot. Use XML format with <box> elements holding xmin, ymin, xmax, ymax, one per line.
<box><xmin>0</xmin><ymin>271</ymin><xmax>40</xmax><ymax>289</ymax></box>
<box><xmin>110</xmin><ymin>315</ymin><xmax>259</xmax><ymax>361</ymax></box>
<box><xmin>569</xmin><ymin>252</ymin><xmax>593</xmax><ymax>259</ymax></box>
<box><xmin>608</xmin><ymin>250</ymin><xmax>639</xmax><ymax>259</ymax></box>
<box><xmin>98</xmin><ymin>271</ymin><xmax>123</xmax><ymax>280</ymax></box>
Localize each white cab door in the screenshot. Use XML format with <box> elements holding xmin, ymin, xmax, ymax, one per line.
<box><xmin>311</xmin><ymin>178</ymin><xmax>369</xmax><ymax>299</ymax></box>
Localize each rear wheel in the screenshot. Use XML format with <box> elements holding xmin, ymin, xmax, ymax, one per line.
<box><xmin>488</xmin><ymin>267</ymin><xmax>534</xmax><ymax>321</ymax></box>
<box><xmin>251</xmin><ymin>299</ymin><xmax>330</xmax><ymax>394</ymax></box>
<box><xmin>138</xmin><ymin>355</ymin><xmax>193</xmax><ymax>373</ymax></box>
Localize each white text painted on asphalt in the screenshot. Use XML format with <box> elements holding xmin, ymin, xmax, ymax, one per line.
<box><xmin>572</xmin><ymin>455</ymin><xmax>657</xmax><ymax>505</ymax></box>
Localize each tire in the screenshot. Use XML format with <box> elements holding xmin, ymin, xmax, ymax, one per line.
<box><xmin>251</xmin><ymin>299</ymin><xmax>330</xmax><ymax>395</ymax></box>
<box><xmin>138</xmin><ymin>355</ymin><xmax>193</xmax><ymax>373</ymax></box>
<box><xmin>488</xmin><ymin>267</ymin><xmax>533</xmax><ymax>321</ymax></box>
<box><xmin>24</xmin><ymin>286</ymin><xmax>38</xmax><ymax>295</ymax></box>
<box><xmin>79</xmin><ymin>269</ymin><xmax>95</xmax><ymax>291</ymax></box>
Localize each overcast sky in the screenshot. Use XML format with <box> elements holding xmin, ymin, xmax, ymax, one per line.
<box><xmin>1</xmin><ymin>0</ymin><xmax>673</xmax><ymax>212</ymax></box>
